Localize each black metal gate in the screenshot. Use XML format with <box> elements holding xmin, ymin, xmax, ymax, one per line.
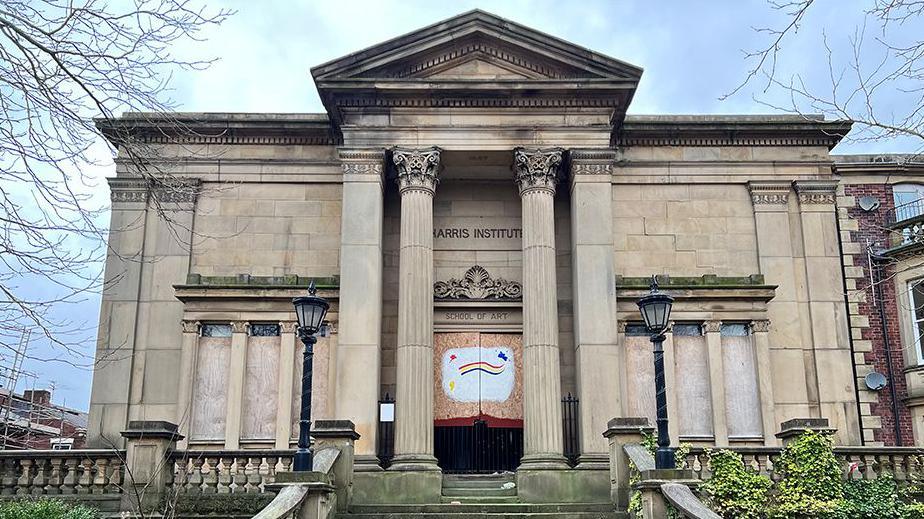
<box><xmin>434</xmin><ymin>420</ymin><xmax>523</xmax><ymax>473</ymax></box>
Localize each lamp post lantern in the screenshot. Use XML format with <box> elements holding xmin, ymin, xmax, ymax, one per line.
<box><xmin>636</xmin><ymin>276</ymin><xmax>675</xmax><ymax>470</ymax></box>
<box><xmin>291</xmin><ymin>281</ymin><xmax>330</xmax><ymax>472</ymax></box>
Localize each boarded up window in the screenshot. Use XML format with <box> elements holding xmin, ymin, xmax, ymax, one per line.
<box><xmin>290</xmin><ymin>335</ymin><xmax>331</xmax><ymax>439</ymax></box>
<box><xmin>242</xmin><ymin>324</ymin><xmax>280</xmax><ymax>440</ymax></box>
<box><xmin>191</xmin><ymin>325</ymin><xmax>232</xmax><ymax>440</ymax></box>
<box><xmin>624</xmin><ymin>324</ymin><xmax>655</xmax><ymax>424</ymax></box>
<box><xmin>673</xmin><ymin>323</ymin><xmax>713</xmax><ymax>438</ymax></box>
<box><xmin>722</xmin><ymin>323</ymin><xmax>763</xmax><ymax>439</ymax></box>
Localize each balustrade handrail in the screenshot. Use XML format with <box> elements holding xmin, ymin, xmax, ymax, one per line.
<box><xmin>0</xmin><ymin>449</ymin><xmax>125</xmax><ymax>459</ymax></box>
<box><xmin>168</xmin><ymin>449</ymin><xmax>294</xmax><ymax>460</ymax></box>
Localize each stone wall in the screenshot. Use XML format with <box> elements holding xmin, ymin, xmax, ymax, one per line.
<box><xmin>612</xmin><ymin>184</ymin><xmax>758</xmax><ymax>278</ymax></box>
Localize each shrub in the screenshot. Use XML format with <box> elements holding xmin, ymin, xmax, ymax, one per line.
<box><xmin>840</xmin><ymin>475</ymin><xmax>901</xmax><ymax>518</ymax></box>
<box><xmin>0</xmin><ymin>500</ymin><xmax>98</xmax><ymax>519</ymax></box>
<box><xmin>701</xmin><ymin>449</ymin><xmax>772</xmax><ymax>519</ymax></box>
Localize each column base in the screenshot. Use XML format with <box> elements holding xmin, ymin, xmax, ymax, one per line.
<box><xmin>354</xmin><ymin>454</ymin><xmax>384</xmax><ymax>472</ymax></box>
<box><xmin>389</xmin><ymin>454</ymin><xmax>441</xmax><ymax>472</ymax></box>
<box><xmin>575</xmin><ymin>453</ymin><xmax>610</xmax><ymax>470</ymax></box>
<box><xmin>518</xmin><ymin>453</ymin><xmax>569</xmax><ymax>471</ymax></box>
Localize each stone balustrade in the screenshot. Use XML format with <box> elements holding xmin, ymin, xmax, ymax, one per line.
<box><xmin>167</xmin><ymin>450</ymin><xmax>294</xmax><ymax>493</ymax></box>
<box><xmin>684</xmin><ymin>446</ymin><xmax>924</xmax><ymax>483</ymax></box>
<box><xmin>0</xmin><ymin>449</ymin><xmax>125</xmax><ymax>496</ymax></box>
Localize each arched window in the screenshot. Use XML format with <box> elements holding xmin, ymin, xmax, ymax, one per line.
<box><xmin>892</xmin><ymin>184</ymin><xmax>924</xmax><ymax>222</ymax></box>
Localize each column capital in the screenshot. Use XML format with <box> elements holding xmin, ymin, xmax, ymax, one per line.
<box><xmin>748</xmin><ymin>181</ymin><xmax>791</xmax><ymax>206</ymax></box>
<box><xmin>751</xmin><ymin>319</ymin><xmax>771</xmax><ymax>333</ymax></box>
<box><xmin>793</xmin><ymin>180</ymin><xmax>838</xmax><ymax>205</ymax></box>
<box><xmin>393</xmin><ymin>146</ymin><xmax>441</xmax><ymax>195</ymax></box>
<box><xmin>181</xmin><ymin>320</ymin><xmax>200</xmax><ymax>334</ymax></box>
<box><xmin>569</xmin><ymin>148</ymin><xmax>617</xmax><ymax>175</ymax></box>
<box><xmin>514</xmin><ymin>147</ymin><xmax>564</xmax><ymax>195</ymax></box>
<box><xmin>230</xmin><ymin>321</ymin><xmax>248</xmax><ymax>334</ymax></box>
<box><xmin>703</xmin><ymin>320</ymin><xmax>721</xmax><ymax>333</ymax></box>
<box><xmin>339</xmin><ymin>148</ymin><xmax>386</xmax><ymax>179</ymax></box>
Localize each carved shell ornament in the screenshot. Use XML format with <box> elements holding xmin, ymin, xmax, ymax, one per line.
<box><xmin>434</xmin><ymin>265</ymin><xmax>522</xmax><ymax>301</ymax></box>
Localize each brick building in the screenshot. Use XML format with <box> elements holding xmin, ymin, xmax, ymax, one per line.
<box><xmin>0</xmin><ymin>389</ymin><xmax>88</xmax><ymax>450</ymax></box>
<box><xmin>835</xmin><ymin>155</ymin><xmax>924</xmax><ymax>445</ymax></box>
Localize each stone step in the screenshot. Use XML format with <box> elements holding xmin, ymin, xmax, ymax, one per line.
<box><xmin>349</xmin><ymin>503</ymin><xmax>616</xmax><ymax>514</ymax></box>
<box><xmin>441</xmin><ymin>487</ymin><xmax>517</xmax><ymax>497</ymax></box>
<box><xmin>442</xmin><ymin>473</ymin><xmax>516</xmax><ymax>487</ymax></box>
<box><xmin>344</xmin><ymin>512</ymin><xmax>625</xmax><ymax>519</ymax></box>
<box><xmin>440</xmin><ymin>495</ymin><xmax>520</xmax><ymax>503</ymax></box>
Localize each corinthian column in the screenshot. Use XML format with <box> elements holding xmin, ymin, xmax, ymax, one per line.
<box><xmin>391</xmin><ymin>146</ymin><xmax>441</xmax><ymax>471</ymax></box>
<box><xmin>514</xmin><ymin>147</ymin><xmax>568</xmax><ymax>470</ymax></box>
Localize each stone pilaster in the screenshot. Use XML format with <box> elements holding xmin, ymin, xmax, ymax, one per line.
<box><xmin>514</xmin><ymin>147</ymin><xmax>568</xmax><ymax>469</ymax></box>
<box><xmin>336</xmin><ymin>148</ymin><xmax>386</xmax><ymax>468</ymax></box>
<box><xmin>794</xmin><ymin>180</ymin><xmax>859</xmax><ymax>444</ymax></box>
<box><xmin>569</xmin><ymin>150</ymin><xmax>619</xmax><ymax>468</ymax></box>
<box><xmin>225</xmin><ymin>320</ymin><xmax>249</xmax><ymax>449</ymax></box>
<box><xmin>703</xmin><ymin>320</ymin><xmax>728</xmax><ymax>446</ymax></box>
<box><xmin>275</xmin><ymin>321</ymin><xmax>298</xmax><ymax>449</ymax></box>
<box><xmin>751</xmin><ymin>320</ymin><xmax>778</xmax><ymax>445</ymax></box>
<box><xmin>748</xmin><ymin>181</ymin><xmax>813</xmax><ymax>425</ymax></box>
<box><xmin>391</xmin><ymin>146</ymin><xmax>441</xmax><ymax>471</ymax></box>
<box><xmin>175</xmin><ymin>320</ymin><xmax>199</xmax><ymax>449</ymax></box>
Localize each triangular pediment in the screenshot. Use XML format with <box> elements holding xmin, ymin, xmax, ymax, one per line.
<box><xmin>311</xmin><ymin>10</ymin><xmax>642</xmax><ymax>82</ymax></box>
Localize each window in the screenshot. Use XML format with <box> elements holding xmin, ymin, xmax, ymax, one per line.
<box><xmin>672</xmin><ymin>323</ymin><xmax>713</xmax><ymax>439</ymax></box>
<box><xmin>893</xmin><ymin>184</ymin><xmax>924</xmax><ymax>222</ymax></box>
<box><xmin>909</xmin><ymin>279</ymin><xmax>924</xmax><ymax>365</ymax></box>
<box><xmin>624</xmin><ymin>323</ymin><xmax>656</xmax><ymax>424</ymax></box>
<box><xmin>250</xmin><ymin>323</ymin><xmax>280</xmax><ymax>337</ymax></box>
<box><xmin>201</xmin><ymin>323</ymin><xmax>232</xmax><ymax>337</ymax></box>
<box><xmin>721</xmin><ymin>323</ymin><xmax>763</xmax><ymax>439</ymax></box>
<box><xmin>50</xmin><ymin>438</ymin><xmax>73</xmax><ymax>450</ymax></box>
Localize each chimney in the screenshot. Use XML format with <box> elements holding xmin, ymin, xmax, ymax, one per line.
<box><xmin>23</xmin><ymin>389</ymin><xmax>51</xmax><ymax>407</ymax></box>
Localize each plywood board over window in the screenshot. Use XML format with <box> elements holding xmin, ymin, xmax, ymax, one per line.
<box><xmin>624</xmin><ymin>324</ymin><xmax>656</xmax><ymax>425</ymax></box>
<box><xmin>673</xmin><ymin>324</ymin><xmax>713</xmax><ymax>439</ymax></box>
<box><xmin>191</xmin><ymin>324</ymin><xmax>232</xmax><ymax>441</ymax></box>
<box><xmin>242</xmin><ymin>324</ymin><xmax>280</xmax><ymax>440</ymax></box>
<box><xmin>722</xmin><ymin>323</ymin><xmax>763</xmax><ymax>439</ymax></box>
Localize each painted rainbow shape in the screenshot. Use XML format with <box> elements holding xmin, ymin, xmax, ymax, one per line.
<box><xmin>458</xmin><ymin>361</ymin><xmax>506</xmax><ymax>376</ymax></box>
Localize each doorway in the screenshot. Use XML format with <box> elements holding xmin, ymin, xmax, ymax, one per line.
<box><xmin>433</xmin><ymin>332</ymin><xmax>523</xmax><ymax>473</ymax></box>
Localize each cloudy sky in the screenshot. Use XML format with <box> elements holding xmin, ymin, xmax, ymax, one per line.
<box><xmin>22</xmin><ymin>0</ymin><xmax>924</xmax><ymax>410</ymax></box>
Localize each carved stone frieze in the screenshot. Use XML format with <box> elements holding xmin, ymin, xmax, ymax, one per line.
<box><xmin>433</xmin><ymin>265</ymin><xmax>522</xmax><ymax>301</ymax></box>
<box><xmin>513</xmin><ymin>147</ymin><xmax>564</xmax><ymax>195</ymax></box>
<box><xmin>748</xmin><ymin>182</ymin><xmax>791</xmax><ymax>205</ymax></box>
<box><xmin>393</xmin><ymin>147</ymin><xmax>441</xmax><ymax>194</ymax></box>
<box><xmin>794</xmin><ymin>181</ymin><xmax>837</xmax><ymax>205</ymax></box>
<box><xmin>340</xmin><ymin>148</ymin><xmax>385</xmax><ymax>177</ymax></box>
<box><xmin>109</xmin><ymin>178</ymin><xmax>200</xmax><ymax>204</ymax></box>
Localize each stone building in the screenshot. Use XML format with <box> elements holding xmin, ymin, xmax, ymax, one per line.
<box><xmin>88</xmin><ymin>9</ymin><xmax>873</xmax><ymax>500</ymax></box>
<box><xmin>833</xmin><ymin>155</ymin><xmax>924</xmax><ymax>446</ymax></box>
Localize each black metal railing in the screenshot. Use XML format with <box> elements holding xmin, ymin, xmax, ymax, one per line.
<box><xmin>562</xmin><ymin>393</ymin><xmax>580</xmax><ymax>467</ymax></box>
<box><xmin>434</xmin><ymin>421</ymin><xmax>523</xmax><ymax>473</ymax></box>
<box><xmin>376</xmin><ymin>393</ymin><xmax>395</xmax><ymax>469</ymax></box>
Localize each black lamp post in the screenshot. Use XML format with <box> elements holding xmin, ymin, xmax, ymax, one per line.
<box><xmin>636</xmin><ymin>276</ymin><xmax>675</xmax><ymax>470</ymax></box>
<box><xmin>291</xmin><ymin>281</ymin><xmax>329</xmax><ymax>472</ymax></box>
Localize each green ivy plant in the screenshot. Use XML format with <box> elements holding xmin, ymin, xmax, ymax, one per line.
<box><xmin>770</xmin><ymin>431</ymin><xmax>845</xmax><ymax>518</ymax></box>
<box><xmin>701</xmin><ymin>449</ymin><xmax>772</xmax><ymax>519</ymax></box>
<box><xmin>626</xmin><ymin>431</ymin><xmax>689</xmax><ymax>519</ymax></box>
<box><xmin>0</xmin><ymin>499</ymin><xmax>98</xmax><ymax>519</ymax></box>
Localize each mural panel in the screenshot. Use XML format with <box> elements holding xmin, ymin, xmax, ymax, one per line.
<box><xmin>434</xmin><ymin>332</ymin><xmax>523</xmax><ymax>427</ymax></box>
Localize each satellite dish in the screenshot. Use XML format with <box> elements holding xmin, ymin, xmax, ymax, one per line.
<box><xmin>858</xmin><ymin>196</ymin><xmax>881</xmax><ymax>212</ymax></box>
<box><xmin>865</xmin><ymin>372</ymin><xmax>888</xmax><ymax>391</ymax></box>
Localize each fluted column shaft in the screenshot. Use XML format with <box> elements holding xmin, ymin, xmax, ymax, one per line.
<box><xmin>391</xmin><ymin>147</ymin><xmax>441</xmax><ymax>471</ymax></box>
<box><xmin>515</xmin><ymin>147</ymin><xmax>568</xmax><ymax>470</ymax></box>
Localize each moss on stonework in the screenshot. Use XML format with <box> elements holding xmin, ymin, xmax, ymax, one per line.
<box><xmin>615</xmin><ymin>274</ymin><xmax>767</xmax><ymax>288</ymax></box>
<box><xmin>172</xmin><ymin>493</ymin><xmax>274</xmax><ymax>515</ymax></box>
<box><xmin>181</xmin><ymin>274</ymin><xmax>339</xmax><ymax>289</ymax></box>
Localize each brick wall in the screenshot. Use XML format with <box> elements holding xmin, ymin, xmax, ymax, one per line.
<box><xmin>840</xmin><ymin>184</ymin><xmax>915</xmax><ymax>445</ymax></box>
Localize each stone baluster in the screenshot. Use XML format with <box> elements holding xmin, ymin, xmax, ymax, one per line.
<box><xmin>265</xmin><ymin>455</ymin><xmax>279</xmax><ymax>486</ymax></box>
<box><xmin>246</xmin><ymin>456</ymin><xmax>261</xmax><ymax>493</ymax></box>
<box><xmin>46</xmin><ymin>457</ymin><xmax>63</xmax><ymax>495</ymax></box>
<box><xmin>92</xmin><ymin>457</ymin><xmax>108</xmax><ymax>494</ymax></box>
<box><xmin>279</xmin><ymin>456</ymin><xmax>293</xmax><ymax>476</ymax></box>
<box><xmin>107</xmin><ymin>459</ymin><xmax>122</xmax><ymax>494</ymax></box>
<box><xmin>187</xmin><ymin>457</ymin><xmax>204</xmax><ymax>493</ymax></box>
<box><xmin>391</xmin><ymin>146</ymin><xmax>441</xmax><ymax>472</ymax></box>
<box><xmin>16</xmin><ymin>459</ymin><xmax>31</xmax><ymax>496</ymax></box>
<box><xmin>76</xmin><ymin>458</ymin><xmax>92</xmax><ymax>494</ymax></box>
<box><xmin>216</xmin><ymin>456</ymin><xmax>231</xmax><ymax>494</ymax></box>
<box><xmin>61</xmin><ymin>458</ymin><xmax>78</xmax><ymax>494</ymax></box>
<box><xmin>514</xmin><ymin>147</ymin><xmax>568</xmax><ymax>471</ymax></box>
<box><xmin>203</xmin><ymin>456</ymin><xmax>219</xmax><ymax>493</ymax></box>
<box><xmin>30</xmin><ymin>458</ymin><xmax>47</xmax><ymax>496</ymax></box>
<box><xmin>233</xmin><ymin>455</ymin><xmax>248</xmax><ymax>493</ymax></box>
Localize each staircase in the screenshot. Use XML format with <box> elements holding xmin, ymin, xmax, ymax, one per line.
<box><xmin>346</xmin><ymin>473</ymin><xmax>625</xmax><ymax>519</ymax></box>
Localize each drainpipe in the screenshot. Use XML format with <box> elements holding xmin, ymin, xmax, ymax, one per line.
<box><xmin>869</xmin><ymin>249</ymin><xmax>903</xmax><ymax>446</ymax></box>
